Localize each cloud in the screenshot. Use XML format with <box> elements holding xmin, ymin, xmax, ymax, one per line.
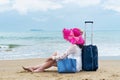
<box><xmin>12</xmin><ymin>0</ymin><xmax>63</xmax><ymax>15</ymax></box>
<box><xmin>62</xmin><ymin>0</ymin><xmax>101</xmax><ymax>7</ymax></box>
<box><xmin>0</xmin><ymin>0</ymin><xmax>63</xmax><ymax>15</ymax></box>
<box><xmin>0</xmin><ymin>0</ymin><xmax>107</xmax><ymax>15</ymax></box>
<box><xmin>0</xmin><ymin>0</ymin><xmax>101</xmax><ymax>15</ymax></box>
<box><xmin>102</xmin><ymin>0</ymin><xmax>120</xmax><ymax>13</ymax></box>
<box><xmin>0</xmin><ymin>0</ymin><xmax>12</xmax><ymax>12</ymax></box>
<box><xmin>0</xmin><ymin>0</ymin><xmax>10</xmax><ymax>5</ymax></box>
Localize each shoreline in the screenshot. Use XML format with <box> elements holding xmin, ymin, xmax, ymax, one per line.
<box><xmin>99</xmin><ymin>56</ymin><xmax>120</xmax><ymax>60</ymax></box>
<box><xmin>0</xmin><ymin>58</ymin><xmax>120</xmax><ymax>80</ymax></box>
<box><xmin>0</xmin><ymin>56</ymin><xmax>120</xmax><ymax>60</ymax></box>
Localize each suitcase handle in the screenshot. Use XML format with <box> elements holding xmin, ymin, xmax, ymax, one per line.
<box><xmin>85</xmin><ymin>21</ymin><xmax>93</xmax><ymax>24</ymax></box>
<box><xmin>84</xmin><ymin>21</ymin><xmax>93</xmax><ymax>45</ymax></box>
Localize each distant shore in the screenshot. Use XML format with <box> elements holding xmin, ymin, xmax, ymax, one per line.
<box><xmin>0</xmin><ymin>58</ymin><xmax>120</xmax><ymax>80</ymax></box>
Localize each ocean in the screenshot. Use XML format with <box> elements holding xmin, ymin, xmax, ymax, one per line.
<box><xmin>0</xmin><ymin>30</ymin><xmax>120</xmax><ymax>60</ymax></box>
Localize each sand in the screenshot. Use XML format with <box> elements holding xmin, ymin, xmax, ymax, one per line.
<box><xmin>0</xmin><ymin>58</ymin><xmax>120</xmax><ymax>80</ymax></box>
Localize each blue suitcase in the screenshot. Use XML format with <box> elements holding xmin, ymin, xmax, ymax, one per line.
<box><xmin>82</xmin><ymin>21</ymin><xmax>98</xmax><ymax>71</ymax></box>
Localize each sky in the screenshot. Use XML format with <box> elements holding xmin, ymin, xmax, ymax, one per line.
<box><xmin>0</xmin><ymin>0</ymin><xmax>120</xmax><ymax>32</ymax></box>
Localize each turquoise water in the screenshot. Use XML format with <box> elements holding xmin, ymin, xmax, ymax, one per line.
<box><xmin>0</xmin><ymin>30</ymin><xmax>120</xmax><ymax>60</ymax></box>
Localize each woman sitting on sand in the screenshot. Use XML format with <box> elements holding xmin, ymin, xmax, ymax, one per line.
<box><xmin>23</xmin><ymin>28</ymin><xmax>85</xmax><ymax>72</ymax></box>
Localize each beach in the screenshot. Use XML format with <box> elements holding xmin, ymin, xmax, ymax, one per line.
<box><xmin>0</xmin><ymin>58</ymin><xmax>120</xmax><ymax>80</ymax></box>
<box><xmin>1</xmin><ymin>0</ymin><xmax>120</xmax><ymax>79</ymax></box>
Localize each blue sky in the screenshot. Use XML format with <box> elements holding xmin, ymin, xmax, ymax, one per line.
<box><xmin>0</xmin><ymin>0</ymin><xmax>120</xmax><ymax>32</ymax></box>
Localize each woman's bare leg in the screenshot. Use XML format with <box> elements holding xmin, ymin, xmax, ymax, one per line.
<box><xmin>22</xmin><ymin>66</ymin><xmax>34</xmax><ymax>72</ymax></box>
<box><xmin>45</xmin><ymin>52</ymin><xmax>57</xmax><ymax>62</ymax></box>
<box><xmin>23</xmin><ymin>52</ymin><xmax>57</xmax><ymax>72</ymax></box>
<box><xmin>23</xmin><ymin>60</ymin><xmax>56</xmax><ymax>72</ymax></box>
<box><xmin>33</xmin><ymin>60</ymin><xmax>56</xmax><ymax>72</ymax></box>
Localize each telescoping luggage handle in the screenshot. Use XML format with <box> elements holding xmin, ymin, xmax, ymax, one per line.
<box><xmin>84</xmin><ymin>21</ymin><xmax>94</xmax><ymax>45</ymax></box>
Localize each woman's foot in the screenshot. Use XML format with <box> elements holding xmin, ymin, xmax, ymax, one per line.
<box><xmin>22</xmin><ymin>66</ymin><xmax>34</xmax><ymax>72</ymax></box>
<box><xmin>33</xmin><ymin>68</ymin><xmax>44</xmax><ymax>72</ymax></box>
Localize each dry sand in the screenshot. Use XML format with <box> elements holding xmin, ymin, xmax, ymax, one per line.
<box><xmin>0</xmin><ymin>58</ymin><xmax>120</xmax><ymax>80</ymax></box>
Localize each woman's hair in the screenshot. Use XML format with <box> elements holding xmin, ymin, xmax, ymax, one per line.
<box><xmin>77</xmin><ymin>44</ymin><xmax>84</xmax><ymax>49</ymax></box>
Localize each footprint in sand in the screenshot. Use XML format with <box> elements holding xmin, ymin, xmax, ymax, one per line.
<box><xmin>111</xmin><ymin>74</ymin><xmax>120</xmax><ymax>77</ymax></box>
<box><xmin>100</xmin><ymin>79</ymin><xmax>105</xmax><ymax>80</ymax></box>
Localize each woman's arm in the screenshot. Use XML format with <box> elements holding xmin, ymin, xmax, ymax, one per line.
<box><xmin>52</xmin><ymin>45</ymin><xmax>76</xmax><ymax>60</ymax></box>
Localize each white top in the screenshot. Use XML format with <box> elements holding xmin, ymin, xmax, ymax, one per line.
<box><xmin>52</xmin><ymin>44</ymin><xmax>82</xmax><ymax>72</ymax></box>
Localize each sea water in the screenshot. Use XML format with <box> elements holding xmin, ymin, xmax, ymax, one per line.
<box><xmin>0</xmin><ymin>30</ymin><xmax>120</xmax><ymax>60</ymax></box>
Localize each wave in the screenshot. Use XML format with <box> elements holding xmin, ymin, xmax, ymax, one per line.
<box><xmin>0</xmin><ymin>44</ymin><xmax>26</xmax><ymax>52</ymax></box>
